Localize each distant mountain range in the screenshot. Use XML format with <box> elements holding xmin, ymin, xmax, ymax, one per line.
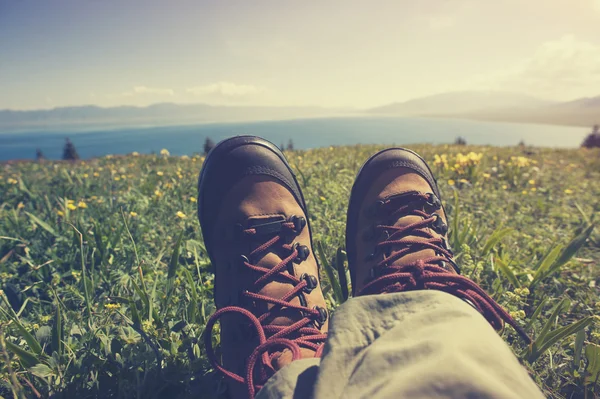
<box><xmin>0</xmin><ymin>91</ymin><xmax>597</xmax><ymax>131</ymax></box>
<box><xmin>0</xmin><ymin>103</ymin><xmax>349</xmax><ymax>131</ymax></box>
<box><xmin>368</xmin><ymin>91</ymin><xmax>599</xmax><ymax>127</ymax></box>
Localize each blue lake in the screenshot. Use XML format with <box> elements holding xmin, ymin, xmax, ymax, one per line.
<box><xmin>0</xmin><ymin>116</ymin><xmax>589</xmax><ymax>161</ymax></box>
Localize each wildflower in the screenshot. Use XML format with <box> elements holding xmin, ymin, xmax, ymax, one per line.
<box><xmin>130</xmin><ymin>211</ymin><xmax>138</xmax><ymax>217</ymax></box>
<box><xmin>154</xmin><ymin>190</ymin><xmax>163</xmax><ymax>198</ymax></box>
<box><xmin>530</xmin><ymin>187</ymin><xmax>537</xmax><ymax>192</ymax></box>
<box><xmin>320</xmin><ymin>196</ymin><xmax>326</xmax><ymax>201</ymax></box>
<box><xmin>7</xmin><ymin>178</ymin><xmax>18</xmax><ymax>184</ymax></box>
<box><xmin>156</xmin><ymin>171</ymin><xmax>164</xmax><ymax>176</ymax></box>
<box><xmin>67</xmin><ymin>203</ymin><xmax>77</xmax><ymax>211</ymax></box>
<box><xmin>83</xmin><ymin>173</ymin><xmax>89</xmax><ymax>178</ymax></box>
<box><xmin>57</xmin><ymin>210</ymin><xmax>64</xmax><ymax>216</ymax></box>
<box><xmin>502</xmin><ymin>184</ymin><xmax>508</xmax><ymax>190</ymax></box>
<box><xmin>78</xmin><ymin>201</ymin><xmax>87</xmax><ymax>209</ymax></box>
<box><xmin>510</xmin><ymin>156</ymin><xmax>531</xmax><ymax>168</ymax></box>
<box><xmin>181</xmin><ymin>155</ymin><xmax>189</xmax><ymax>160</ymax></box>
<box><xmin>93</xmin><ymin>172</ymin><xmax>100</xmax><ymax>177</ymax></box>
<box><xmin>176</xmin><ymin>211</ymin><xmax>187</xmax><ymax>219</ymax></box>
<box><xmin>17</xmin><ymin>202</ymin><xmax>25</xmax><ymax>209</ymax></box>
<box><xmin>528</xmin><ymin>179</ymin><xmax>535</xmax><ymax>185</ymax></box>
<box><xmin>482</xmin><ymin>173</ymin><xmax>491</xmax><ymax>179</ymax></box>
<box><xmin>509</xmin><ymin>310</ymin><xmax>526</xmax><ymax>320</ymax></box>
<box><xmin>132</xmin><ymin>151</ymin><xmax>139</xmax><ymax>156</ymax></box>
<box><xmin>114</xmin><ymin>176</ymin><xmax>121</xmax><ymax>181</ymax></box>
<box><xmin>91</xmin><ymin>196</ymin><xmax>97</xmax><ymax>200</ymax></box>
<box><xmin>121</xmin><ymin>174</ymin><xmax>126</xmax><ymax>179</ymax></box>
<box><xmin>522</xmin><ymin>190</ymin><xmax>528</xmax><ymax>195</ymax></box>
<box><xmin>67</xmin><ymin>199</ymin><xmax>75</xmax><ymax>204</ymax></box>
<box><xmin>104</xmin><ymin>303</ymin><xmax>121</xmax><ymax>310</ymax></box>
<box><xmin>160</xmin><ymin>148</ymin><xmax>170</xmax><ymax>156</ymax></box>
<box><xmin>448</xmin><ymin>179</ymin><xmax>455</xmax><ymax>186</ymax></box>
<box><xmin>459</xmin><ymin>178</ymin><xmax>469</xmax><ymax>184</ymax></box>
<box><xmin>189</xmin><ymin>197</ymin><xmax>197</xmax><ymax>202</ymax></box>
<box><xmin>564</xmin><ymin>189</ymin><xmax>573</xmax><ymax>194</ymax></box>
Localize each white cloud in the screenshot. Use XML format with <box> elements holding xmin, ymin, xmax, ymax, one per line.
<box><xmin>468</xmin><ymin>35</ymin><xmax>600</xmax><ymax>100</ymax></box>
<box><xmin>428</xmin><ymin>15</ymin><xmax>455</xmax><ymax>30</ymax></box>
<box><xmin>186</xmin><ymin>82</ymin><xmax>264</xmax><ymax>97</ymax></box>
<box><xmin>121</xmin><ymin>86</ymin><xmax>174</xmax><ymax>97</ymax></box>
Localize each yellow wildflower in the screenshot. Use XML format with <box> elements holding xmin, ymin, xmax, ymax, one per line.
<box><xmin>156</xmin><ymin>171</ymin><xmax>164</xmax><ymax>176</ymax></box>
<box><xmin>189</xmin><ymin>197</ymin><xmax>197</xmax><ymax>203</ymax></box>
<box><xmin>320</xmin><ymin>196</ymin><xmax>326</xmax><ymax>201</ymax></box>
<box><xmin>132</xmin><ymin>151</ymin><xmax>139</xmax><ymax>156</ymax></box>
<box><xmin>564</xmin><ymin>189</ymin><xmax>573</xmax><ymax>194</ymax></box>
<box><xmin>130</xmin><ymin>211</ymin><xmax>138</xmax><ymax>217</ymax></box>
<box><xmin>528</xmin><ymin>179</ymin><xmax>535</xmax><ymax>185</ymax></box>
<box><xmin>176</xmin><ymin>211</ymin><xmax>187</xmax><ymax>219</ymax></box>
<box><xmin>67</xmin><ymin>199</ymin><xmax>75</xmax><ymax>204</ymax></box>
<box><xmin>483</xmin><ymin>173</ymin><xmax>491</xmax><ymax>178</ymax></box>
<box><xmin>17</xmin><ymin>202</ymin><xmax>25</xmax><ymax>209</ymax></box>
<box><xmin>448</xmin><ymin>179</ymin><xmax>455</xmax><ymax>186</ymax></box>
<box><xmin>7</xmin><ymin>178</ymin><xmax>18</xmax><ymax>184</ymax></box>
<box><xmin>459</xmin><ymin>178</ymin><xmax>469</xmax><ymax>184</ymax></box>
<box><xmin>154</xmin><ymin>189</ymin><xmax>163</xmax><ymax>198</ymax></box>
<box><xmin>160</xmin><ymin>148</ymin><xmax>170</xmax><ymax>156</ymax></box>
<box><xmin>83</xmin><ymin>173</ymin><xmax>89</xmax><ymax>178</ymax></box>
<box><xmin>530</xmin><ymin>187</ymin><xmax>537</xmax><ymax>192</ymax></box>
<box><xmin>114</xmin><ymin>176</ymin><xmax>120</xmax><ymax>181</ymax></box>
<box><xmin>522</xmin><ymin>190</ymin><xmax>528</xmax><ymax>195</ymax></box>
<box><xmin>78</xmin><ymin>201</ymin><xmax>87</xmax><ymax>209</ymax></box>
<box><xmin>93</xmin><ymin>172</ymin><xmax>100</xmax><ymax>177</ymax></box>
<box><xmin>67</xmin><ymin>203</ymin><xmax>77</xmax><ymax>211</ymax></box>
<box><xmin>502</xmin><ymin>184</ymin><xmax>508</xmax><ymax>190</ymax></box>
<box><xmin>91</xmin><ymin>196</ymin><xmax>97</xmax><ymax>200</ymax></box>
<box><xmin>104</xmin><ymin>303</ymin><xmax>121</xmax><ymax>310</ymax></box>
<box><xmin>57</xmin><ymin>210</ymin><xmax>64</xmax><ymax>217</ymax></box>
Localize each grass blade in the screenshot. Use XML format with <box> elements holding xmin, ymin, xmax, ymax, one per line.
<box><xmin>494</xmin><ymin>256</ymin><xmax>521</xmax><ymax>288</ymax></box>
<box><xmin>25</xmin><ymin>212</ymin><xmax>57</xmax><ymax>237</ymax></box>
<box><xmin>481</xmin><ymin>228</ymin><xmax>513</xmax><ymax>256</ymax></box>
<box><xmin>316</xmin><ymin>241</ymin><xmax>343</xmax><ymax>304</ymax></box>
<box><xmin>5</xmin><ymin>340</ymin><xmax>39</xmax><ymax>368</ymax></box>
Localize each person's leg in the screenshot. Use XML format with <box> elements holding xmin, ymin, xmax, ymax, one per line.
<box><xmin>197</xmin><ymin>136</ymin><xmax>328</xmax><ymax>399</ymax></box>
<box><xmin>312</xmin><ymin>290</ymin><xmax>544</xmax><ymax>398</ymax></box>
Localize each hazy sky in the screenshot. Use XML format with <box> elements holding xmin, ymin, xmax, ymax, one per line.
<box><xmin>1</xmin><ymin>0</ymin><xmax>600</xmax><ymax>110</ymax></box>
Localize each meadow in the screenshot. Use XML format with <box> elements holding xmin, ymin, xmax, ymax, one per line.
<box><xmin>0</xmin><ymin>144</ymin><xmax>599</xmax><ymax>398</ymax></box>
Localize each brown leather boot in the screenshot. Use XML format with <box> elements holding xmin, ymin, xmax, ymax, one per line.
<box><xmin>346</xmin><ymin>148</ymin><xmax>529</xmax><ymax>342</ymax></box>
<box><xmin>198</xmin><ymin>136</ymin><xmax>328</xmax><ymax>399</ymax></box>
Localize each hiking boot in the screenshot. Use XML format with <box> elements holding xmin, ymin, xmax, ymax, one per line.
<box><xmin>346</xmin><ymin>148</ymin><xmax>529</xmax><ymax>341</ymax></box>
<box><xmin>198</xmin><ymin>136</ymin><xmax>328</xmax><ymax>398</ymax></box>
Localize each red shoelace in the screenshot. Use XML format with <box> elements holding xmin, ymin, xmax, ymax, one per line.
<box><xmin>204</xmin><ymin>220</ymin><xmax>327</xmax><ymax>398</ymax></box>
<box><xmin>359</xmin><ymin>193</ymin><xmax>531</xmax><ymax>344</ymax></box>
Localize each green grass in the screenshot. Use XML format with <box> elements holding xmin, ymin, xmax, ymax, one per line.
<box><xmin>1</xmin><ymin>144</ymin><xmax>599</xmax><ymax>398</ymax></box>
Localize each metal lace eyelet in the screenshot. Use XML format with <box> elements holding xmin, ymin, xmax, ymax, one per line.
<box><xmin>293</xmin><ymin>244</ymin><xmax>310</xmax><ymax>263</ymax></box>
<box><xmin>431</xmin><ymin>214</ymin><xmax>448</xmax><ymax>235</ymax></box>
<box><xmin>314</xmin><ymin>306</ymin><xmax>328</xmax><ymax>326</ymax></box>
<box><xmin>288</xmin><ymin>215</ymin><xmax>307</xmax><ymax>233</ymax></box>
<box><xmin>300</xmin><ymin>273</ymin><xmax>318</xmax><ymax>293</ymax></box>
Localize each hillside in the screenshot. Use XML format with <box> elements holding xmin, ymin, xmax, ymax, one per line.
<box><xmin>0</xmin><ymin>144</ymin><xmax>599</xmax><ymax>398</ymax></box>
